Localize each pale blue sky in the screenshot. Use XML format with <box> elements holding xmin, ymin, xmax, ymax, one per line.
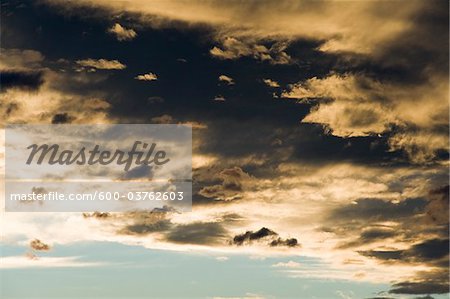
<box><xmin>2</xmin><ymin>241</ymin><xmax>445</xmax><ymax>299</ymax></box>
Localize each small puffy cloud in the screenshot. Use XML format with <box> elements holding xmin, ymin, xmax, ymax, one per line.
<box><xmin>218</xmin><ymin>75</ymin><xmax>234</xmax><ymax>85</ymax></box>
<box><xmin>135</xmin><ymin>72</ymin><xmax>158</xmax><ymax>81</ymax></box>
<box><xmin>121</xmin><ymin>164</ymin><xmax>153</xmax><ymax>180</ymax></box>
<box><xmin>263</xmin><ymin>78</ymin><xmax>279</xmax><ymax>88</ymax></box>
<box><xmin>215</xmin><ymin>256</ymin><xmax>229</xmax><ymax>262</ymax></box>
<box><xmin>107</xmin><ymin>23</ymin><xmax>137</xmax><ymax>41</ymax></box>
<box><xmin>75</xmin><ymin>58</ymin><xmax>126</xmax><ymax>70</ymax></box>
<box><xmin>30</xmin><ymin>239</ymin><xmax>51</xmax><ymax>251</ymax></box>
<box><xmin>272</xmin><ymin>261</ymin><xmax>301</xmax><ymax>268</ymax></box>
<box><xmin>51</xmin><ymin>112</ymin><xmax>75</xmax><ymax>124</ymax></box>
<box><xmin>213</xmin><ymin>95</ymin><xmax>226</xmax><ymax>102</ymax></box>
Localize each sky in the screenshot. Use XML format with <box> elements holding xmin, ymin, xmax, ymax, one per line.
<box><xmin>0</xmin><ymin>0</ymin><xmax>449</xmax><ymax>298</ymax></box>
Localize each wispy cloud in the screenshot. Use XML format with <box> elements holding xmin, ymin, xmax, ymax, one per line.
<box><xmin>0</xmin><ymin>256</ymin><xmax>106</xmax><ymax>269</ymax></box>
<box><xmin>135</xmin><ymin>72</ymin><xmax>158</xmax><ymax>81</ymax></box>
<box><xmin>75</xmin><ymin>58</ymin><xmax>126</xmax><ymax>70</ymax></box>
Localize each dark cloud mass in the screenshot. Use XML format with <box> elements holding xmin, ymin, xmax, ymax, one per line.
<box><xmin>165</xmin><ymin>222</ymin><xmax>228</xmax><ymax>245</ymax></box>
<box><xmin>359</xmin><ymin>238</ymin><xmax>449</xmax><ymax>264</ymax></box>
<box><xmin>29</xmin><ymin>239</ymin><xmax>51</xmax><ymax>251</ymax></box>
<box><xmin>233</xmin><ymin>227</ymin><xmax>299</xmax><ymax>248</ymax></box>
<box><xmin>51</xmin><ymin>112</ymin><xmax>74</xmax><ymax>124</ymax></box>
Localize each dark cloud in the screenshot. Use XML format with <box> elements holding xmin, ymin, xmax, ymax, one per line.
<box><xmin>51</xmin><ymin>112</ymin><xmax>74</xmax><ymax>124</ymax></box>
<box><xmin>270</xmin><ymin>237</ymin><xmax>298</xmax><ymax>247</ymax></box>
<box><xmin>165</xmin><ymin>222</ymin><xmax>228</xmax><ymax>245</ymax></box>
<box><xmin>338</xmin><ymin>228</ymin><xmax>397</xmax><ymax>249</ymax></box>
<box><xmin>117</xmin><ymin>208</ymin><xmax>174</xmax><ymax>235</ymax></box>
<box><xmin>360</xmin><ymin>239</ymin><xmax>449</xmax><ymax>264</ymax></box>
<box><xmin>390</xmin><ymin>281</ymin><xmax>448</xmax><ymax>295</ymax></box>
<box><xmin>233</xmin><ymin>227</ymin><xmax>277</xmax><ymax>245</ymax></box>
<box><xmin>329</xmin><ymin>197</ymin><xmax>428</xmax><ymax>223</ymax></box>
<box><xmin>120</xmin><ymin>219</ymin><xmax>172</xmax><ymax>235</ymax></box>
<box><xmin>0</xmin><ymin>69</ymin><xmax>44</xmax><ymax>91</ymax></box>
<box><xmin>232</xmin><ymin>227</ymin><xmax>299</xmax><ymax>248</ymax></box>
<box><xmin>121</xmin><ymin>164</ymin><xmax>153</xmax><ymax>180</ymax></box>
<box><xmin>31</xmin><ymin>187</ymin><xmax>48</xmax><ymax>194</ymax></box>
<box><xmin>424</xmin><ymin>185</ymin><xmax>449</xmax><ymax>225</ymax></box>
<box><xmin>29</xmin><ymin>239</ymin><xmax>50</xmax><ymax>251</ymax></box>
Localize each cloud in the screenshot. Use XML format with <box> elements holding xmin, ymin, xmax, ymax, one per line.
<box><xmin>30</xmin><ymin>239</ymin><xmax>51</xmax><ymax>251</ymax></box>
<box><xmin>232</xmin><ymin>227</ymin><xmax>298</xmax><ymax>248</ymax></box>
<box><xmin>424</xmin><ymin>185</ymin><xmax>449</xmax><ymax>226</ymax></box>
<box><xmin>0</xmin><ymin>85</ymin><xmax>112</xmax><ymax>126</ymax></box>
<box><xmin>107</xmin><ymin>23</ymin><xmax>137</xmax><ymax>41</ymax></box>
<box><xmin>82</xmin><ymin>212</ymin><xmax>111</xmax><ymax>219</ymax></box>
<box><xmin>269</xmin><ymin>237</ymin><xmax>298</xmax><ymax>247</ymax></box>
<box><xmin>0</xmin><ymin>48</ymin><xmax>44</xmax><ymax>69</ymax></box>
<box><xmin>359</xmin><ymin>239</ymin><xmax>449</xmax><ymax>264</ymax></box>
<box><xmin>75</xmin><ymin>58</ymin><xmax>126</xmax><ymax>70</ymax></box>
<box><xmin>2</xmin><ymin>2</ymin><xmax>449</xmax><ymax>296</ymax></box>
<box><xmin>0</xmin><ymin>50</ymin><xmax>113</xmax><ymax>126</ymax></box>
<box><xmin>210</xmin><ymin>37</ymin><xmax>291</xmax><ymax>64</ymax></box>
<box><xmin>44</xmin><ymin>0</ymin><xmax>429</xmax><ymax>56</ymax></box>
<box><xmin>51</xmin><ymin>112</ymin><xmax>75</xmax><ymax>124</ymax></box>
<box><xmin>281</xmin><ymin>73</ymin><xmax>448</xmax><ymax>163</ymax></box>
<box><xmin>215</xmin><ymin>256</ymin><xmax>229</xmax><ymax>262</ymax></box>
<box><xmin>213</xmin><ymin>95</ymin><xmax>226</xmax><ymax>102</ymax></box>
<box><xmin>135</xmin><ymin>72</ymin><xmax>158</xmax><ymax>81</ymax></box>
<box><xmin>233</xmin><ymin>227</ymin><xmax>277</xmax><ymax>245</ymax></box>
<box><xmin>120</xmin><ymin>219</ymin><xmax>172</xmax><ymax>235</ymax></box>
<box><xmin>390</xmin><ymin>281</ymin><xmax>448</xmax><ymax>295</ymax></box>
<box><xmin>218</xmin><ymin>75</ymin><xmax>234</xmax><ymax>85</ymax></box>
<box><xmin>121</xmin><ymin>164</ymin><xmax>153</xmax><ymax>180</ymax></box>
<box><xmin>262</xmin><ymin>79</ymin><xmax>279</xmax><ymax>88</ymax></box>
<box><xmin>272</xmin><ymin>261</ymin><xmax>301</xmax><ymax>268</ymax></box>
<box><xmin>0</xmin><ymin>256</ymin><xmax>104</xmax><ymax>269</ymax></box>
<box><xmin>276</xmin><ymin>1</ymin><xmax>448</xmax><ymax>165</ymax></box>
<box><xmin>165</xmin><ymin>222</ymin><xmax>228</xmax><ymax>245</ymax></box>
<box><xmin>328</xmin><ymin>197</ymin><xmax>428</xmax><ymax>223</ymax></box>
<box><xmin>199</xmin><ymin>167</ymin><xmax>252</xmax><ymax>201</ymax></box>
<box><xmin>336</xmin><ymin>290</ymin><xmax>354</xmax><ymax>299</ymax></box>
<box><xmin>338</xmin><ymin>228</ymin><xmax>397</xmax><ymax>249</ymax></box>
